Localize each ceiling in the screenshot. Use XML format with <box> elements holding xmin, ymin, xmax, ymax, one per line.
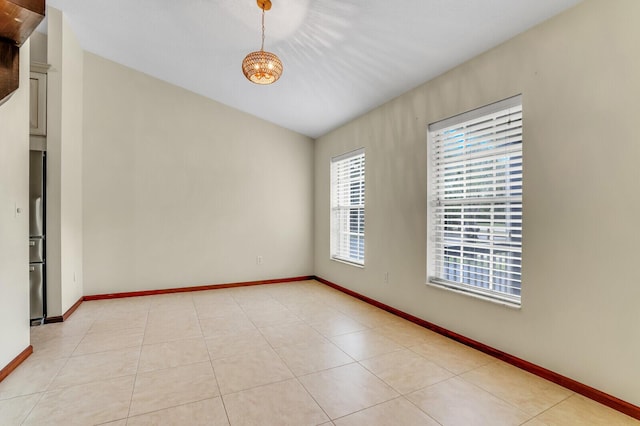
<box><xmin>43</xmin><ymin>0</ymin><xmax>581</xmax><ymax>138</ymax></box>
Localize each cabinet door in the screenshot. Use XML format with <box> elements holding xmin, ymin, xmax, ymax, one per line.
<box><xmin>29</xmin><ymin>72</ymin><xmax>47</xmax><ymax>136</ymax></box>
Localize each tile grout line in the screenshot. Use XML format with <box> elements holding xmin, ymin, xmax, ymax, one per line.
<box><xmin>401</xmin><ymin>338</ymin><xmax>547</xmax><ymax>422</ymax></box>
<box><xmin>125</xmin><ymin>304</ymin><xmax>151</xmax><ymax>420</ymax></box>
<box><xmin>453</xmin><ymin>360</ymin><xmax>577</xmax><ymax>422</ymax></box>
<box><xmin>401</xmin><ymin>393</ymin><xmax>445</xmax><ymax>426</ymax></box>
<box><xmin>226</xmin><ymin>288</ymin><xmax>339</xmax><ymax>423</ymax></box>
<box><xmin>17</xmin><ymin>391</ymin><xmax>47</xmax><ymax>425</ymax></box>
<box><xmin>269</xmin><ymin>293</ymin><xmax>345</xmax><ymax>424</ymax></box>
<box><xmin>450</xmin><ymin>373</ymin><xmax>534</xmax><ymax>420</ymax></box>
<box><xmin>525</xmin><ymin>392</ymin><xmax>578</xmax><ymax>425</ymax></box>
<box><xmin>279</xmin><ymin>288</ymin><xmax>399</xmax><ymax>422</ymax></box>
<box><xmin>199</xmin><ymin>292</ymin><xmax>233</xmax><ymax>426</ymax></box>
<box><xmin>22</xmin><ymin>310</ymin><xmax>101</xmax><ymax>423</ymax></box>
<box><xmin>294</xmin><ymin>375</ymin><xmax>333</xmax><ymax>424</ymax></box>
<box><xmin>297</xmin><ymin>286</ymin><xmax>546</xmax><ymax>424</ymax></box>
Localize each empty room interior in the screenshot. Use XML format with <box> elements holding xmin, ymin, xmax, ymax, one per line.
<box><xmin>1</xmin><ymin>0</ymin><xmax>639</xmax><ymax>424</ymax></box>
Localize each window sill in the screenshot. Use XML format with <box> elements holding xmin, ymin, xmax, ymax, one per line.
<box><xmin>426</xmin><ymin>280</ymin><xmax>521</xmax><ymax>310</ymax></box>
<box><xmin>330</xmin><ymin>257</ymin><xmax>365</xmax><ymax>269</ymax></box>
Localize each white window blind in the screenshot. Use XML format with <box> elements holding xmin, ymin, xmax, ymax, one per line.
<box><xmin>331</xmin><ymin>149</ymin><xmax>365</xmax><ymax>265</ymax></box>
<box><xmin>428</xmin><ymin>95</ymin><xmax>522</xmax><ymax>305</ymax></box>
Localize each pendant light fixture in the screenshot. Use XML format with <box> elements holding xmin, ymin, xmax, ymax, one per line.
<box><xmin>242</xmin><ymin>0</ymin><xmax>283</xmax><ymax>85</ymax></box>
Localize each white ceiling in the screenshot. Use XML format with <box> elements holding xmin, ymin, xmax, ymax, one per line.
<box><xmin>43</xmin><ymin>0</ymin><xmax>581</xmax><ymax>138</ymax></box>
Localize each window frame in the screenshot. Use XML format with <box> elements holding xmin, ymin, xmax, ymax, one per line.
<box><xmin>426</xmin><ymin>95</ymin><xmax>523</xmax><ymax>307</ymax></box>
<box><xmin>330</xmin><ymin>148</ymin><xmax>365</xmax><ymax>267</ymax></box>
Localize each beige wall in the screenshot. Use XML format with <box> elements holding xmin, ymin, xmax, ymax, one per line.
<box><xmin>47</xmin><ymin>7</ymin><xmax>84</xmax><ymax>316</ymax></box>
<box><xmin>29</xmin><ymin>31</ymin><xmax>47</xmax><ymax>64</ymax></box>
<box><xmin>0</xmin><ymin>41</ymin><xmax>30</xmax><ymax>367</ymax></box>
<box><xmin>82</xmin><ymin>53</ymin><xmax>314</xmax><ymax>295</ymax></box>
<box><xmin>315</xmin><ymin>0</ymin><xmax>640</xmax><ymax>406</ymax></box>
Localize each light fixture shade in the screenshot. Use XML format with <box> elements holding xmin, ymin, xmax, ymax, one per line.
<box><xmin>242</xmin><ymin>50</ymin><xmax>283</xmax><ymax>85</ymax></box>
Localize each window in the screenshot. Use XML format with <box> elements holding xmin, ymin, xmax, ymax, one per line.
<box><xmin>427</xmin><ymin>95</ymin><xmax>522</xmax><ymax>306</ymax></box>
<box><xmin>331</xmin><ymin>149</ymin><xmax>365</xmax><ymax>265</ymax></box>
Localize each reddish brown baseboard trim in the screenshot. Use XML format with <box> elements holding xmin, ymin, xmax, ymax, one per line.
<box><xmin>44</xmin><ymin>296</ymin><xmax>84</xmax><ymax>324</ymax></box>
<box><xmin>83</xmin><ymin>275</ymin><xmax>315</xmax><ymax>301</ymax></box>
<box><xmin>314</xmin><ymin>276</ymin><xmax>640</xmax><ymax>421</ymax></box>
<box><xmin>0</xmin><ymin>345</ymin><xmax>32</xmax><ymax>383</ymax></box>
<box><xmin>63</xmin><ymin>297</ymin><xmax>83</xmax><ymax>320</ymax></box>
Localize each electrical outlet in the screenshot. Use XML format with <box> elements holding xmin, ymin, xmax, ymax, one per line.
<box><xmin>256</xmin><ymin>256</ymin><xmax>263</xmax><ymax>265</ymax></box>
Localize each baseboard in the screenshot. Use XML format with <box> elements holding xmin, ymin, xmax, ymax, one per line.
<box><xmin>83</xmin><ymin>275</ymin><xmax>315</xmax><ymax>301</ymax></box>
<box><xmin>44</xmin><ymin>296</ymin><xmax>84</xmax><ymax>324</ymax></box>
<box><xmin>63</xmin><ymin>297</ymin><xmax>84</xmax><ymax>320</ymax></box>
<box><xmin>0</xmin><ymin>345</ymin><xmax>33</xmax><ymax>383</ymax></box>
<box><xmin>314</xmin><ymin>276</ymin><xmax>640</xmax><ymax>421</ymax></box>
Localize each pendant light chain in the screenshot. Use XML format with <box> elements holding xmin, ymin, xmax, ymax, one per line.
<box><xmin>261</xmin><ymin>8</ymin><xmax>266</xmax><ymax>51</ymax></box>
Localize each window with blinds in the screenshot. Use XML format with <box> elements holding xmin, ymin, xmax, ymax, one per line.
<box><xmin>427</xmin><ymin>95</ymin><xmax>522</xmax><ymax>305</ymax></box>
<box><xmin>331</xmin><ymin>149</ymin><xmax>365</xmax><ymax>266</ymax></box>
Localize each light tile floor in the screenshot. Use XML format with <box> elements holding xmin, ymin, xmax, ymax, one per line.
<box><xmin>0</xmin><ymin>280</ymin><xmax>638</xmax><ymax>425</ymax></box>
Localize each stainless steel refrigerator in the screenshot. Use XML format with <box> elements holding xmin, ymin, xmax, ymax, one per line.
<box><xmin>29</xmin><ymin>150</ymin><xmax>46</xmax><ymax>324</ymax></box>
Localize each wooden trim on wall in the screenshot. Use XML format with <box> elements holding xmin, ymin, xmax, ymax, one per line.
<box><xmin>44</xmin><ymin>296</ymin><xmax>84</xmax><ymax>324</ymax></box>
<box><xmin>44</xmin><ymin>315</ymin><xmax>63</xmax><ymax>323</ymax></box>
<box><xmin>0</xmin><ymin>345</ymin><xmax>32</xmax><ymax>383</ymax></box>
<box><xmin>83</xmin><ymin>276</ymin><xmax>315</xmax><ymax>301</ymax></box>
<box><xmin>63</xmin><ymin>297</ymin><xmax>83</xmax><ymax>320</ymax></box>
<box><xmin>314</xmin><ymin>276</ymin><xmax>640</xmax><ymax>421</ymax></box>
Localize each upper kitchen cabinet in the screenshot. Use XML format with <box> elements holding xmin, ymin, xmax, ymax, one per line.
<box><xmin>29</xmin><ymin>69</ymin><xmax>46</xmax><ymax>136</ymax></box>
<box><xmin>0</xmin><ymin>0</ymin><xmax>46</xmax><ymax>45</ymax></box>
<box><xmin>0</xmin><ymin>0</ymin><xmax>46</xmax><ymax>104</ymax></box>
